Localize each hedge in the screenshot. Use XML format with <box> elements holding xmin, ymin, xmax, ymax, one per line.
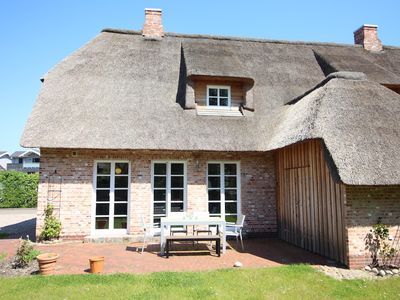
<box><xmin>0</xmin><ymin>171</ymin><xmax>39</xmax><ymax>208</ymax></box>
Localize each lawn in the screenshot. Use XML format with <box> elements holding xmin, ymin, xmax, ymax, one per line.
<box><xmin>1</xmin><ymin>265</ymin><xmax>399</xmax><ymax>300</ymax></box>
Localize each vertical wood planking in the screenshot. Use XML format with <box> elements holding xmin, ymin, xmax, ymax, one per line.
<box><xmin>276</xmin><ymin>139</ymin><xmax>347</xmax><ymax>265</ymax></box>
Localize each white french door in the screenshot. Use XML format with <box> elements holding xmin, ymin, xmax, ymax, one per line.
<box><xmin>93</xmin><ymin>161</ymin><xmax>130</xmax><ymax>234</ymax></box>
<box><xmin>152</xmin><ymin>161</ymin><xmax>187</xmax><ymax>225</ymax></box>
<box><xmin>207</xmin><ymin>162</ymin><xmax>241</xmax><ymax>222</ymax></box>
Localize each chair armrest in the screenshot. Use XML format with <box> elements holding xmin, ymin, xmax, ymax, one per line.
<box><xmin>143</xmin><ymin>223</ymin><xmax>160</xmax><ymax>229</ymax></box>
<box><xmin>225</xmin><ymin>224</ymin><xmax>243</xmax><ymax>230</ymax></box>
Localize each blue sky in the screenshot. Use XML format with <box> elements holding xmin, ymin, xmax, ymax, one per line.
<box><xmin>1</xmin><ymin>0</ymin><xmax>399</xmax><ymax>151</ymax></box>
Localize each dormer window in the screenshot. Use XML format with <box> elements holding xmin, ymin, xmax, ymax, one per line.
<box><xmin>185</xmin><ymin>75</ymin><xmax>254</xmax><ymax>116</ymax></box>
<box><xmin>207</xmin><ymin>85</ymin><xmax>231</xmax><ymax>108</ymax></box>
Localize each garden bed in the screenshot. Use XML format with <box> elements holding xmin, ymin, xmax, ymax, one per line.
<box><xmin>0</xmin><ymin>257</ymin><xmax>39</xmax><ymax>277</ymax></box>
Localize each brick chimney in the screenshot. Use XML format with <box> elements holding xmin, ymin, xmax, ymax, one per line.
<box><xmin>142</xmin><ymin>8</ymin><xmax>164</xmax><ymax>39</ymax></box>
<box><xmin>353</xmin><ymin>24</ymin><xmax>382</xmax><ymax>52</ymax></box>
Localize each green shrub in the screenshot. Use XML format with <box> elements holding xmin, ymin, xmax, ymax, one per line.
<box><xmin>13</xmin><ymin>237</ymin><xmax>40</xmax><ymax>268</ymax></box>
<box><xmin>0</xmin><ymin>232</ymin><xmax>9</xmax><ymax>239</ymax></box>
<box><xmin>0</xmin><ymin>171</ymin><xmax>39</xmax><ymax>208</ymax></box>
<box><xmin>39</xmin><ymin>204</ymin><xmax>62</xmax><ymax>241</ymax></box>
<box><xmin>0</xmin><ymin>252</ymin><xmax>6</xmax><ymax>262</ymax></box>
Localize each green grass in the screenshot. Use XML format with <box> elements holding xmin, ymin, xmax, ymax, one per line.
<box><xmin>0</xmin><ymin>232</ymin><xmax>9</xmax><ymax>239</ymax></box>
<box><xmin>0</xmin><ymin>265</ymin><xmax>399</xmax><ymax>300</ymax></box>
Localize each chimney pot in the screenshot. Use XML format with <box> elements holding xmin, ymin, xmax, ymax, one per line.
<box><xmin>142</xmin><ymin>8</ymin><xmax>164</xmax><ymax>39</ymax></box>
<box><xmin>354</xmin><ymin>24</ymin><xmax>382</xmax><ymax>52</ymax></box>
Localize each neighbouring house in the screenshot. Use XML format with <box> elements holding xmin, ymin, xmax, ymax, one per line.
<box><xmin>0</xmin><ymin>152</ymin><xmax>11</xmax><ymax>170</ymax></box>
<box><xmin>7</xmin><ymin>150</ymin><xmax>40</xmax><ymax>173</ymax></box>
<box><xmin>21</xmin><ymin>9</ymin><xmax>400</xmax><ymax>268</ymax></box>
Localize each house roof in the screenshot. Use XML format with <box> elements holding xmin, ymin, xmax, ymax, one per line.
<box><xmin>20</xmin><ymin>29</ymin><xmax>400</xmax><ymax>185</ymax></box>
<box><xmin>0</xmin><ymin>151</ymin><xmax>10</xmax><ymax>158</ymax></box>
<box><xmin>267</xmin><ymin>72</ymin><xmax>400</xmax><ymax>185</ymax></box>
<box><xmin>10</xmin><ymin>150</ymin><xmax>40</xmax><ymax>158</ymax></box>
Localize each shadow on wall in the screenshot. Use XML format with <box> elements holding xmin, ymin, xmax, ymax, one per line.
<box><xmin>0</xmin><ymin>218</ymin><xmax>36</xmax><ymax>241</ymax></box>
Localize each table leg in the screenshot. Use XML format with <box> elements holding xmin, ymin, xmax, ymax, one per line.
<box><xmin>222</xmin><ymin>222</ymin><xmax>226</xmax><ymax>254</ymax></box>
<box><xmin>160</xmin><ymin>223</ymin><xmax>165</xmax><ymax>255</ymax></box>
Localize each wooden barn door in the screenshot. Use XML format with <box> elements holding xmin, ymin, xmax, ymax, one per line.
<box><xmin>277</xmin><ymin>140</ymin><xmax>347</xmax><ymax>265</ymax></box>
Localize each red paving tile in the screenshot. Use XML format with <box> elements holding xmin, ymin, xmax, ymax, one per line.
<box><xmin>0</xmin><ymin>238</ymin><xmax>332</xmax><ymax>275</ymax></box>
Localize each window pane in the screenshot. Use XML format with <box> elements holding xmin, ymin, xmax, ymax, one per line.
<box><xmin>95</xmin><ymin>217</ymin><xmax>109</xmax><ymax>229</ymax></box>
<box><xmin>96</xmin><ymin>176</ymin><xmax>110</xmax><ymax>188</ymax></box>
<box><xmin>171</xmin><ymin>163</ymin><xmax>184</xmax><ymax>175</ymax></box>
<box><xmin>115</xmin><ymin>190</ymin><xmax>128</xmax><ymax>202</ymax></box>
<box><xmin>115</xmin><ymin>163</ymin><xmax>128</xmax><ymax>175</ymax></box>
<box><xmin>208</xmin><ymin>177</ymin><xmax>220</xmax><ymax>188</ymax></box>
<box><xmin>171</xmin><ymin>203</ymin><xmax>184</xmax><ymax>212</ymax></box>
<box><xmin>208</xmin><ymin>190</ymin><xmax>221</xmax><ymax>201</ymax></box>
<box><xmin>171</xmin><ymin>189</ymin><xmax>184</xmax><ymax>201</ymax></box>
<box><xmin>224</xmin><ymin>164</ymin><xmax>237</xmax><ymax>175</ymax></box>
<box><xmin>154</xmin><ymin>176</ymin><xmax>166</xmax><ymax>188</ymax></box>
<box><xmin>171</xmin><ymin>176</ymin><xmax>184</xmax><ymax>188</ymax></box>
<box><xmin>226</xmin><ymin>215</ymin><xmax>237</xmax><ymax>223</ymax></box>
<box><xmin>220</xmin><ymin>98</ymin><xmax>229</xmax><ymax>106</ymax></box>
<box><xmin>114</xmin><ymin>217</ymin><xmax>127</xmax><ymax>229</ymax></box>
<box><xmin>97</xmin><ymin>163</ymin><xmax>111</xmax><ymax>175</ymax></box>
<box><xmin>154</xmin><ymin>189</ymin><xmax>166</xmax><ymax>201</ymax></box>
<box><xmin>209</xmin><ymin>97</ymin><xmax>218</xmax><ymax>106</ymax></box>
<box><xmin>115</xmin><ymin>176</ymin><xmax>128</xmax><ymax>188</ymax></box>
<box><xmin>153</xmin><ymin>217</ymin><xmax>161</xmax><ymax>225</ymax></box>
<box><xmin>208</xmin><ymin>203</ymin><xmax>221</xmax><ymax>214</ymax></box>
<box><xmin>154</xmin><ymin>163</ymin><xmax>166</xmax><ymax>175</ymax></box>
<box><xmin>208</xmin><ymin>164</ymin><xmax>220</xmax><ymax>175</ymax></box>
<box><xmin>96</xmin><ymin>203</ymin><xmax>109</xmax><ymax>216</ymax></box>
<box><xmin>225</xmin><ymin>189</ymin><xmax>237</xmax><ymax>201</ymax></box>
<box><xmin>225</xmin><ymin>202</ymin><xmax>237</xmax><ymax>214</ymax></box>
<box><xmin>219</xmin><ymin>89</ymin><xmax>228</xmax><ymax>97</ymax></box>
<box><xmin>224</xmin><ymin>177</ymin><xmax>237</xmax><ymax>188</ymax></box>
<box><xmin>114</xmin><ymin>203</ymin><xmax>127</xmax><ymax>215</ymax></box>
<box><xmin>96</xmin><ymin>190</ymin><xmax>109</xmax><ymax>202</ymax></box>
<box><xmin>209</xmin><ymin>88</ymin><xmax>218</xmax><ymax>96</ymax></box>
<box><xmin>154</xmin><ymin>203</ymin><xmax>166</xmax><ymax>215</ymax></box>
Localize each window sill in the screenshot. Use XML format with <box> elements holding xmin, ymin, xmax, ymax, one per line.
<box><xmin>196</xmin><ymin>106</ymin><xmax>243</xmax><ymax>117</ymax></box>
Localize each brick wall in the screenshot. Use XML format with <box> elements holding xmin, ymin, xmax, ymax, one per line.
<box><xmin>345</xmin><ymin>186</ymin><xmax>400</xmax><ymax>268</ymax></box>
<box><xmin>37</xmin><ymin>148</ymin><xmax>277</xmax><ymax>239</ymax></box>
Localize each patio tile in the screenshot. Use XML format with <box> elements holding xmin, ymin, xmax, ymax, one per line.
<box><xmin>0</xmin><ymin>238</ymin><xmax>332</xmax><ymax>275</ymax></box>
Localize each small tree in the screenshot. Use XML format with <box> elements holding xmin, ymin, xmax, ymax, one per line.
<box><xmin>39</xmin><ymin>204</ymin><xmax>62</xmax><ymax>241</ymax></box>
<box><xmin>13</xmin><ymin>237</ymin><xmax>40</xmax><ymax>268</ymax></box>
<box><xmin>365</xmin><ymin>220</ymin><xmax>398</xmax><ymax>267</ymax></box>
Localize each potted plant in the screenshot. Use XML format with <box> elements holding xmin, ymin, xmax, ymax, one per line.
<box><xmin>37</xmin><ymin>253</ymin><xmax>60</xmax><ymax>275</ymax></box>
<box><xmin>89</xmin><ymin>256</ymin><xmax>105</xmax><ymax>273</ymax></box>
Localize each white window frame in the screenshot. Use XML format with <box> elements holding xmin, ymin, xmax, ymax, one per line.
<box><xmin>91</xmin><ymin>160</ymin><xmax>131</xmax><ymax>236</ymax></box>
<box><xmin>207</xmin><ymin>161</ymin><xmax>241</xmax><ymax>222</ymax></box>
<box><xmin>207</xmin><ymin>85</ymin><xmax>231</xmax><ymax>108</ymax></box>
<box><xmin>151</xmin><ymin>161</ymin><xmax>187</xmax><ymax>226</ymax></box>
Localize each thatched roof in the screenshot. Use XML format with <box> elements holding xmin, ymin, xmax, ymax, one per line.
<box><xmin>313</xmin><ymin>46</ymin><xmax>400</xmax><ymax>84</ymax></box>
<box><xmin>267</xmin><ymin>72</ymin><xmax>400</xmax><ymax>185</ymax></box>
<box><xmin>21</xmin><ymin>29</ymin><xmax>400</xmax><ymax>185</ymax></box>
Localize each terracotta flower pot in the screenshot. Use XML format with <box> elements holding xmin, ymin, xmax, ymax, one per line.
<box><xmin>37</xmin><ymin>253</ymin><xmax>59</xmax><ymax>275</ymax></box>
<box><xmin>89</xmin><ymin>256</ymin><xmax>105</xmax><ymax>273</ymax></box>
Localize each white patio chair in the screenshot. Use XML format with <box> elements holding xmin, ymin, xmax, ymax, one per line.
<box><xmin>192</xmin><ymin>211</ymin><xmax>212</xmax><ymax>235</ymax></box>
<box><xmin>168</xmin><ymin>212</ymin><xmax>188</xmax><ymax>235</ymax></box>
<box><xmin>225</xmin><ymin>215</ymin><xmax>246</xmax><ymax>251</ymax></box>
<box><xmin>141</xmin><ymin>217</ymin><xmax>161</xmax><ymax>254</ymax></box>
